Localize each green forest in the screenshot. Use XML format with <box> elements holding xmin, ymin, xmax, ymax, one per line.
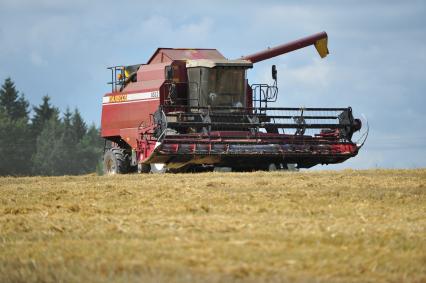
<box><xmin>0</xmin><ymin>77</ymin><xmax>104</xmax><ymax>176</ymax></box>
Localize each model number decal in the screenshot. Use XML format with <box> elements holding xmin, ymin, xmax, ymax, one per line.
<box><xmin>103</xmin><ymin>91</ymin><xmax>160</xmax><ymax>104</ymax></box>
<box><xmin>150</xmin><ymin>91</ymin><xmax>159</xmax><ymax>98</ymax></box>
<box><xmin>109</xmin><ymin>94</ymin><xmax>128</xmax><ymax>103</ymax></box>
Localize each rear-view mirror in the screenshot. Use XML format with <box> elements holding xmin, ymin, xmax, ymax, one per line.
<box><xmin>272</xmin><ymin>65</ymin><xmax>277</xmax><ymax>81</ymax></box>
<box><xmin>165</xmin><ymin>66</ymin><xmax>174</xmax><ymax>81</ymax></box>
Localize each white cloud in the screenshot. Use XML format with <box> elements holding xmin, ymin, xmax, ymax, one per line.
<box><xmin>30</xmin><ymin>52</ymin><xmax>48</xmax><ymax>67</ymax></box>
<box><xmin>279</xmin><ymin>58</ymin><xmax>332</xmax><ymax>88</ymax></box>
<box><xmin>134</xmin><ymin>15</ymin><xmax>214</xmax><ymax>46</ymax></box>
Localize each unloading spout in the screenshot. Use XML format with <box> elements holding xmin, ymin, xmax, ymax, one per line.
<box><xmin>241</xmin><ymin>31</ymin><xmax>329</xmax><ymax>63</ymax></box>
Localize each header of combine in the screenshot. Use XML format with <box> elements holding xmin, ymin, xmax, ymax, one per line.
<box><xmin>101</xmin><ymin>31</ymin><xmax>363</xmax><ymax>174</ymax></box>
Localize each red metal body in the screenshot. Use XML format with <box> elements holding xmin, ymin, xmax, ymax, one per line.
<box><xmin>101</xmin><ymin>32</ymin><xmax>361</xmax><ymax>172</ymax></box>
<box><xmin>101</xmin><ymin>49</ymin><xmax>226</xmax><ymax>140</ymax></box>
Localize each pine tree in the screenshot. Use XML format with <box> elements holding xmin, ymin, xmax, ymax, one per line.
<box><xmin>0</xmin><ymin>78</ymin><xmax>32</xmax><ymax>175</ymax></box>
<box><xmin>0</xmin><ymin>77</ymin><xmax>29</xmax><ymax>120</ymax></box>
<box><xmin>78</xmin><ymin>124</ymin><xmax>104</xmax><ymax>174</ymax></box>
<box><xmin>31</xmin><ymin>108</ymin><xmax>103</xmax><ymax>176</ymax></box>
<box><xmin>71</xmin><ymin>109</ymin><xmax>87</xmax><ymax>141</ymax></box>
<box><xmin>0</xmin><ymin>77</ymin><xmax>104</xmax><ymax>176</ymax></box>
<box><xmin>0</xmin><ymin>109</ymin><xmax>33</xmax><ymax>175</ymax></box>
<box><xmin>31</xmin><ymin>95</ymin><xmax>59</xmax><ymax>135</ymax></box>
<box><xmin>58</xmin><ymin>108</ymin><xmax>78</xmax><ymax>174</ymax></box>
<box><xmin>32</xmin><ymin>115</ymin><xmax>63</xmax><ymax>176</ymax></box>
<box><xmin>85</xmin><ymin>124</ymin><xmax>104</xmax><ymax>149</ymax></box>
<box><xmin>30</xmin><ymin>96</ymin><xmax>59</xmax><ymax>169</ymax></box>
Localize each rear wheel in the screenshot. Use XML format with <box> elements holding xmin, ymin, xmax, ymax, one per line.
<box><xmin>103</xmin><ymin>148</ymin><xmax>130</xmax><ymax>175</ymax></box>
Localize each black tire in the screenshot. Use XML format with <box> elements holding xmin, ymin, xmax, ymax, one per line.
<box><xmin>103</xmin><ymin>148</ymin><xmax>130</xmax><ymax>175</ymax></box>
<box><xmin>137</xmin><ymin>163</ymin><xmax>151</xmax><ymax>173</ymax></box>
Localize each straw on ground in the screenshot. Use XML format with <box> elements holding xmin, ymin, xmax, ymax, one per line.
<box><xmin>0</xmin><ymin>169</ymin><xmax>425</xmax><ymax>283</ymax></box>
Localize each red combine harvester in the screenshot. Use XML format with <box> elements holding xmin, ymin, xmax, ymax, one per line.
<box><xmin>101</xmin><ymin>31</ymin><xmax>363</xmax><ymax>173</ymax></box>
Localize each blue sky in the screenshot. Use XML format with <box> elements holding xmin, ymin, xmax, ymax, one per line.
<box><xmin>0</xmin><ymin>0</ymin><xmax>425</xmax><ymax>169</ymax></box>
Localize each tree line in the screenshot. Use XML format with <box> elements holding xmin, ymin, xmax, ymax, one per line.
<box><xmin>0</xmin><ymin>77</ymin><xmax>104</xmax><ymax>176</ymax></box>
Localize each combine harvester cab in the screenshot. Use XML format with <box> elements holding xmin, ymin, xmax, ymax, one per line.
<box><xmin>101</xmin><ymin>31</ymin><xmax>363</xmax><ymax>174</ymax></box>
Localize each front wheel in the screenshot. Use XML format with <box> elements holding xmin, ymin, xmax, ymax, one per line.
<box><xmin>103</xmin><ymin>148</ymin><xmax>130</xmax><ymax>175</ymax></box>
<box><xmin>137</xmin><ymin>163</ymin><xmax>151</xmax><ymax>173</ymax></box>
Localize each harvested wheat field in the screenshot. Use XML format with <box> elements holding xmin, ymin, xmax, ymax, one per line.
<box><xmin>0</xmin><ymin>169</ymin><xmax>425</xmax><ymax>283</ymax></box>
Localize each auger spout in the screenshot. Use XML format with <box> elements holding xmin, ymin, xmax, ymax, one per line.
<box><xmin>241</xmin><ymin>31</ymin><xmax>329</xmax><ymax>63</ymax></box>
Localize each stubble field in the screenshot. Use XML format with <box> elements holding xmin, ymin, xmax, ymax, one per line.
<box><xmin>0</xmin><ymin>169</ymin><xmax>425</xmax><ymax>283</ymax></box>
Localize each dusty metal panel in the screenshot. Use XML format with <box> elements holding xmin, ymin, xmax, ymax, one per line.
<box><xmin>147</xmin><ymin>48</ymin><xmax>225</xmax><ymax>64</ymax></box>
<box><xmin>186</xmin><ymin>59</ymin><xmax>253</xmax><ymax>68</ymax></box>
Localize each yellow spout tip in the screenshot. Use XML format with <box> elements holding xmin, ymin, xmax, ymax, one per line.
<box><xmin>314</xmin><ymin>37</ymin><xmax>329</xmax><ymax>58</ymax></box>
